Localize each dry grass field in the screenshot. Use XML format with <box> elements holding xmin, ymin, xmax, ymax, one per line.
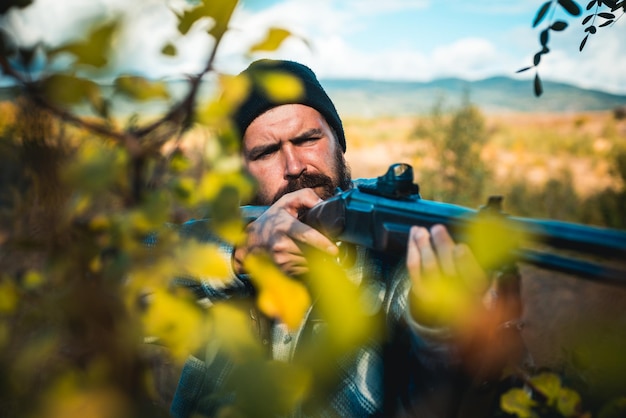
<box><xmin>343</xmin><ymin>111</ymin><xmax>624</xmax><ymax>197</ymax></box>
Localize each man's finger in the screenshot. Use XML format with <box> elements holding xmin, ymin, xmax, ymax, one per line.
<box><xmin>411</xmin><ymin>226</ymin><xmax>439</xmax><ymax>278</ymax></box>
<box><xmin>279</xmin><ymin>188</ymin><xmax>323</xmax><ymax>218</ymax></box>
<box><xmin>430</xmin><ymin>224</ymin><xmax>456</xmax><ymax>277</ymax></box>
<box><xmin>288</xmin><ymin>218</ymin><xmax>338</xmax><ymax>256</ymax></box>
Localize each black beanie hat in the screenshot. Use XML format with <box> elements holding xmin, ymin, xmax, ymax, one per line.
<box><xmin>232</xmin><ymin>59</ymin><xmax>346</xmax><ymax>152</ymax></box>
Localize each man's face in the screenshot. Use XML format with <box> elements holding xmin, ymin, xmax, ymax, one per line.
<box><xmin>242</xmin><ymin>104</ymin><xmax>351</xmax><ymax>205</ymax></box>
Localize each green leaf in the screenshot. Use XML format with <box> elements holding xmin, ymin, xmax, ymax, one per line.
<box><xmin>586</xmin><ymin>0</ymin><xmax>597</xmax><ymax>10</ymax></box>
<box><xmin>41</xmin><ymin>73</ymin><xmax>101</xmax><ymax>106</ymax></box>
<box><xmin>176</xmin><ymin>0</ymin><xmax>237</xmax><ymax>41</ymax></box>
<box><xmin>534</xmin><ymin>73</ymin><xmax>543</xmax><ymax>97</ymax></box>
<box><xmin>551</xmin><ymin>20</ymin><xmax>568</xmax><ymax>30</ymax></box>
<box><xmin>579</xmin><ymin>34</ymin><xmax>589</xmax><ymax>50</ymax></box>
<box><xmin>533</xmin><ymin>1</ymin><xmax>552</xmax><ymax>27</ymax></box>
<box><xmin>540</xmin><ymin>28</ymin><xmax>549</xmax><ymax>46</ymax></box>
<box><xmin>598</xmin><ymin>12</ymin><xmax>616</xmax><ymax>18</ymax></box>
<box><xmin>49</xmin><ymin>21</ymin><xmax>117</xmax><ymax>68</ymax></box>
<box><xmin>558</xmin><ymin>0</ymin><xmax>582</xmax><ymax>16</ymax></box>
<box><xmin>206</xmin><ymin>0</ymin><xmax>238</xmax><ymax>40</ymax></box>
<box><xmin>582</xmin><ymin>14</ymin><xmax>593</xmax><ymax>24</ymax></box>
<box><xmin>599</xmin><ymin>19</ymin><xmax>614</xmax><ymax>26</ymax></box>
<box><xmin>161</xmin><ymin>43</ymin><xmax>177</xmax><ymax>56</ymax></box>
<box><xmin>114</xmin><ymin>75</ymin><xmax>170</xmax><ymax>101</ymax></box>
<box><xmin>533</xmin><ymin>52</ymin><xmax>542</xmax><ymax>66</ymax></box>
<box><xmin>585</xmin><ymin>25</ymin><xmax>597</xmax><ymax>33</ymax></box>
<box><xmin>249</xmin><ymin>27</ymin><xmax>292</xmax><ymax>53</ymax></box>
<box><xmin>516</xmin><ymin>66</ymin><xmax>533</xmax><ymax>73</ymax></box>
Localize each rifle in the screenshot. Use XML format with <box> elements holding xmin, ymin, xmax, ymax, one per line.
<box><xmin>242</xmin><ymin>163</ymin><xmax>626</xmax><ymax>286</ymax></box>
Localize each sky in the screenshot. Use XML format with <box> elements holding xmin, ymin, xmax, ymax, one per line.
<box><xmin>1</xmin><ymin>0</ymin><xmax>625</xmax><ymax>94</ymax></box>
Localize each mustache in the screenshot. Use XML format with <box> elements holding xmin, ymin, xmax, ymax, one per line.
<box><xmin>272</xmin><ymin>172</ymin><xmax>337</xmax><ymax>203</ymax></box>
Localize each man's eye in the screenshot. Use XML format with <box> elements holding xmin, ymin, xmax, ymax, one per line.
<box><xmin>298</xmin><ymin>136</ymin><xmax>320</xmax><ymax>145</ymax></box>
<box><xmin>253</xmin><ymin>149</ymin><xmax>274</xmax><ymax>160</ymax></box>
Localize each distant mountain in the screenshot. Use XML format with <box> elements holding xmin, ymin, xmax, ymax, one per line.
<box><xmin>319</xmin><ymin>76</ymin><xmax>626</xmax><ymax>117</ymax></box>
<box><xmin>1</xmin><ymin>76</ymin><xmax>624</xmax><ymax>117</ymax></box>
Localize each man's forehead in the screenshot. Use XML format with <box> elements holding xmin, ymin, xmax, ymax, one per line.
<box><xmin>243</xmin><ymin>104</ymin><xmax>329</xmax><ymax>143</ymax></box>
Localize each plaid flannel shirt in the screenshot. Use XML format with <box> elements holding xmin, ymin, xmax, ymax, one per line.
<box><xmin>167</xmin><ymin>215</ymin><xmax>468</xmax><ymax>418</ymax></box>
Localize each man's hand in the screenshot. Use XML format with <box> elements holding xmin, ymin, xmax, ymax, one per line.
<box><xmin>234</xmin><ymin>188</ymin><xmax>339</xmax><ymax>277</ymax></box>
<box><xmin>407</xmin><ymin>224</ymin><xmax>490</xmax><ymax>329</ymax></box>
<box><xmin>407</xmin><ymin>224</ymin><xmax>527</xmax><ymax>378</ymax></box>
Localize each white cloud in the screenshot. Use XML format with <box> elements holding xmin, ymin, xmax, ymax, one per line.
<box><xmin>430</xmin><ymin>38</ymin><xmax>501</xmax><ymax>79</ymax></box>
<box><xmin>2</xmin><ymin>0</ymin><xmax>127</xmax><ymax>46</ymax></box>
<box><xmin>1</xmin><ymin>0</ymin><xmax>624</xmax><ymax>94</ymax></box>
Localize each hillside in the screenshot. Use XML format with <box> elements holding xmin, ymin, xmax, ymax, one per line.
<box><xmin>1</xmin><ymin>76</ymin><xmax>625</xmax><ymax>118</ymax></box>
<box><xmin>320</xmin><ymin>77</ymin><xmax>626</xmax><ymax>117</ymax></box>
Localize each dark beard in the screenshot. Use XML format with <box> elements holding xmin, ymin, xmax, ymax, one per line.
<box><xmin>274</xmin><ymin>172</ymin><xmax>337</xmax><ymax>203</ymax></box>
<box><xmin>250</xmin><ymin>147</ymin><xmax>352</xmax><ymax>206</ymax></box>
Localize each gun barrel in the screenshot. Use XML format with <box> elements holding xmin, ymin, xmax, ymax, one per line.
<box><xmin>303</xmin><ymin>187</ymin><xmax>626</xmax><ymax>285</ymax></box>
<box><xmin>509</xmin><ymin>216</ymin><xmax>626</xmax><ymax>258</ymax></box>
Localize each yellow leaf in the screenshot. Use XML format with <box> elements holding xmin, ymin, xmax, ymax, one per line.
<box><xmin>305</xmin><ymin>250</ymin><xmax>382</xmax><ymax>353</ymax></box>
<box><xmin>42</xmin><ymin>74</ymin><xmax>101</xmax><ymax>106</ymax></box>
<box><xmin>500</xmin><ymin>388</ymin><xmax>537</xmax><ymax>418</ymax></box>
<box><xmin>249</xmin><ymin>27</ymin><xmax>292</xmax><ymax>53</ymax></box>
<box><xmin>176</xmin><ymin>0</ymin><xmax>237</xmax><ymax>40</ymax></box>
<box><xmin>409</xmin><ymin>271</ymin><xmax>475</xmax><ymax>329</ymax></box>
<box><xmin>89</xmin><ymin>214</ymin><xmax>111</xmax><ymax>231</ymax></box>
<box><xmin>23</xmin><ymin>270</ymin><xmax>44</xmax><ymax>289</ymax></box>
<box><xmin>125</xmin><ymin>259</ymin><xmax>178</xmax><ymax>297</ymax></box>
<box><xmin>49</xmin><ymin>21</ymin><xmax>118</xmax><ymax>68</ymax></box>
<box><xmin>89</xmin><ymin>256</ymin><xmax>102</xmax><ymax>273</ymax></box>
<box><xmin>196</xmin><ymin>74</ymin><xmax>248</xmax><ymax>129</ymax></box>
<box><xmin>114</xmin><ymin>75</ymin><xmax>170</xmax><ymax>101</ymax></box>
<box><xmin>244</xmin><ymin>253</ymin><xmax>311</xmax><ymax>331</ymax></box>
<box><xmin>39</xmin><ymin>383</ymin><xmax>130</xmax><ymax>418</ymax></box>
<box><xmin>0</xmin><ymin>278</ymin><xmax>18</xmax><ymax>313</ymax></box>
<box><xmin>175</xmin><ymin>240</ymin><xmax>231</xmax><ymax>281</ymax></box>
<box><xmin>211</xmin><ymin>302</ymin><xmax>264</xmax><ymax>362</ymax></box>
<box><xmin>557</xmin><ymin>387</ymin><xmax>582</xmax><ymax>417</ymax></box>
<box><xmin>530</xmin><ymin>372</ymin><xmax>562</xmax><ymax>406</ymax></box>
<box><xmin>258</xmin><ymin>71</ymin><xmax>304</xmax><ymax>102</ymax></box>
<box><xmin>161</xmin><ymin>42</ymin><xmax>177</xmax><ymax>56</ymax></box>
<box><xmin>142</xmin><ymin>289</ymin><xmax>207</xmax><ymax>361</ymax></box>
<box><xmin>463</xmin><ymin>213</ymin><xmax>525</xmax><ymax>271</ymax></box>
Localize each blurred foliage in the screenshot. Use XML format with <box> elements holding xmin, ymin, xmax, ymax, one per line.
<box><xmin>412</xmin><ymin>92</ymin><xmax>491</xmax><ymax>208</ymax></box>
<box><xmin>0</xmin><ymin>0</ymin><xmax>390</xmax><ymax>416</ymax></box>
<box><xmin>0</xmin><ymin>0</ymin><xmax>297</xmax><ymax>416</ymax></box>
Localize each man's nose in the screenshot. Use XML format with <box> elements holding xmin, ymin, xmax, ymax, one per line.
<box><xmin>283</xmin><ymin>148</ymin><xmax>305</xmax><ymax>179</ymax></box>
